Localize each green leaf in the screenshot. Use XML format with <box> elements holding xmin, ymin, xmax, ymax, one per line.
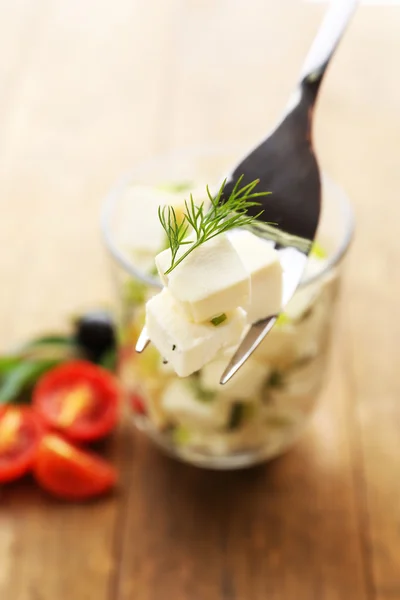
<box><xmin>0</xmin><ymin>359</ymin><xmax>61</xmax><ymax>405</ymax></box>
<box><xmin>210</xmin><ymin>313</ymin><xmax>227</xmax><ymax>327</ymax></box>
<box><xmin>0</xmin><ymin>356</ymin><xmax>22</xmax><ymax>378</ymax></box>
<box><xmin>26</xmin><ymin>335</ymin><xmax>73</xmax><ymax>347</ymax></box>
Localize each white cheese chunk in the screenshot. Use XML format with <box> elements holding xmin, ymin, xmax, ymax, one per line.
<box><xmin>200</xmin><ymin>355</ymin><xmax>269</xmax><ymax>401</ymax></box>
<box><xmin>155</xmin><ymin>233</ymin><xmax>250</xmax><ymax>322</ymax></box>
<box><xmin>228</xmin><ymin>230</ymin><xmax>283</xmax><ymax>323</ymax></box>
<box><xmin>253</xmin><ymin>288</ymin><xmax>330</xmax><ymax>369</ymax></box>
<box><xmin>162</xmin><ymin>379</ymin><xmax>231</xmax><ymax>430</ymax></box>
<box><xmin>146</xmin><ymin>289</ymin><xmax>246</xmax><ymax>377</ymax></box>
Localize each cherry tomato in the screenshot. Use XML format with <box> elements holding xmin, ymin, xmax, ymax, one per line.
<box><xmin>33</xmin><ymin>434</ymin><xmax>117</xmax><ymax>501</ymax></box>
<box><xmin>0</xmin><ymin>407</ymin><xmax>45</xmax><ymax>483</ymax></box>
<box><xmin>33</xmin><ymin>361</ymin><xmax>120</xmax><ymax>443</ymax></box>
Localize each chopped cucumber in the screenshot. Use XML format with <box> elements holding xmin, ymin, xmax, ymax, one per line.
<box><xmin>172</xmin><ymin>425</ymin><xmax>191</xmax><ymax>445</ymax></box>
<box><xmin>187</xmin><ymin>376</ymin><xmax>216</xmax><ymax>403</ymax></box>
<box><xmin>267</xmin><ymin>370</ymin><xmax>285</xmax><ymax>388</ymax></box>
<box><xmin>228</xmin><ymin>403</ymin><xmax>244</xmax><ymax>430</ymax></box>
<box><xmin>210</xmin><ymin>313</ymin><xmax>227</xmax><ymax>327</ymax></box>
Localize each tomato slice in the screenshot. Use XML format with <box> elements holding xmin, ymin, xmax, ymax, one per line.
<box><xmin>0</xmin><ymin>407</ymin><xmax>44</xmax><ymax>483</ymax></box>
<box><xmin>33</xmin><ymin>361</ymin><xmax>120</xmax><ymax>443</ymax></box>
<box><xmin>33</xmin><ymin>434</ymin><xmax>117</xmax><ymax>500</ymax></box>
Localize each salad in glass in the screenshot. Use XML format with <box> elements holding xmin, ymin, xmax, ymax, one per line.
<box><xmin>102</xmin><ymin>148</ymin><xmax>353</xmax><ymax>469</ymax></box>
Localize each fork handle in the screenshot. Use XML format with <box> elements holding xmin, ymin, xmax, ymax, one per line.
<box><xmin>300</xmin><ymin>0</ymin><xmax>358</xmax><ymax>88</ymax></box>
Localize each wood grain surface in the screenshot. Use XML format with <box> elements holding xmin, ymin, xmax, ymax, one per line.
<box><xmin>1</xmin><ymin>1</ymin><xmax>399</xmax><ymax>599</ymax></box>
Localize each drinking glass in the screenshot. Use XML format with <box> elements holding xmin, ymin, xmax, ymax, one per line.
<box><xmin>102</xmin><ymin>147</ymin><xmax>354</xmax><ymax>469</ymax></box>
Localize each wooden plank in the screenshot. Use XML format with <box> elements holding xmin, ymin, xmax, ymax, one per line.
<box><xmin>164</xmin><ymin>0</ymin><xmax>324</xmax><ymax>150</ymax></box>
<box><xmin>115</xmin><ymin>333</ymin><xmax>368</xmax><ymax>600</ymax></box>
<box><xmin>0</xmin><ymin>430</ymin><xmax>127</xmax><ymax>600</ymax></box>
<box><xmin>1</xmin><ymin>0</ymin><xmax>399</xmax><ymax>599</ymax></box>
<box><xmin>0</xmin><ymin>0</ymin><xmax>185</xmax><ymax>346</ymax></box>
<box><xmin>316</xmin><ymin>8</ymin><xmax>400</xmax><ymax>600</ymax></box>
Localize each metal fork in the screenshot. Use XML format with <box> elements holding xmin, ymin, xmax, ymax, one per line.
<box><xmin>137</xmin><ymin>0</ymin><xmax>358</xmax><ymax>384</ymax></box>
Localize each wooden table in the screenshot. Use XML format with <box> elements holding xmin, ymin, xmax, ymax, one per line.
<box><xmin>1</xmin><ymin>1</ymin><xmax>399</xmax><ymax>598</ymax></box>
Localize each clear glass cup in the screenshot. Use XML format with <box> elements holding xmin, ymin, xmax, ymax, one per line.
<box><xmin>101</xmin><ymin>147</ymin><xmax>354</xmax><ymax>469</ymax></box>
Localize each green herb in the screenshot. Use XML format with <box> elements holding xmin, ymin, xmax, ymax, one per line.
<box><xmin>268</xmin><ymin>370</ymin><xmax>285</xmax><ymax>388</ymax></box>
<box><xmin>228</xmin><ymin>403</ymin><xmax>245</xmax><ymax>430</ymax></box>
<box><xmin>158</xmin><ymin>176</ymin><xmax>270</xmax><ymax>274</ymax></box>
<box><xmin>187</xmin><ymin>378</ymin><xmax>216</xmax><ymax>403</ymax></box>
<box><xmin>0</xmin><ymin>359</ymin><xmax>61</xmax><ymax>405</ymax></box>
<box><xmin>210</xmin><ymin>313</ymin><xmax>227</xmax><ymax>327</ymax></box>
<box><xmin>310</xmin><ymin>241</ymin><xmax>327</xmax><ymax>260</ymax></box>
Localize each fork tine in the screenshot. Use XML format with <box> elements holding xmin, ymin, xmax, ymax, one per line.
<box><xmin>136</xmin><ymin>327</ymin><xmax>151</xmax><ymax>353</ymax></box>
<box><xmin>220</xmin><ymin>316</ymin><xmax>277</xmax><ymax>385</ymax></box>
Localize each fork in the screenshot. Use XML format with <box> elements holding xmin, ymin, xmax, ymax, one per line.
<box><xmin>137</xmin><ymin>0</ymin><xmax>358</xmax><ymax>384</ymax></box>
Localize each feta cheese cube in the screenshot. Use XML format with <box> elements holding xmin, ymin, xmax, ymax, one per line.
<box><xmin>146</xmin><ymin>289</ymin><xmax>246</xmax><ymax>377</ymax></box>
<box><xmin>253</xmin><ymin>292</ymin><xmax>329</xmax><ymax>369</ymax></box>
<box><xmin>200</xmin><ymin>355</ymin><xmax>269</xmax><ymax>401</ymax></box>
<box><xmin>155</xmin><ymin>233</ymin><xmax>250</xmax><ymax>322</ymax></box>
<box><xmin>228</xmin><ymin>230</ymin><xmax>283</xmax><ymax>323</ymax></box>
<box><xmin>162</xmin><ymin>379</ymin><xmax>231</xmax><ymax>430</ymax></box>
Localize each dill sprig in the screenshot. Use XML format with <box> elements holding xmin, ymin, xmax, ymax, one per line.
<box><xmin>158</xmin><ymin>175</ymin><xmax>270</xmax><ymax>274</ymax></box>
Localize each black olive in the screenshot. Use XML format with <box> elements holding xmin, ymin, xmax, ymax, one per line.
<box><xmin>75</xmin><ymin>310</ymin><xmax>116</xmax><ymax>362</ymax></box>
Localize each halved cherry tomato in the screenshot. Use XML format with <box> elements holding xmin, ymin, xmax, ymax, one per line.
<box><xmin>33</xmin><ymin>434</ymin><xmax>117</xmax><ymax>500</ymax></box>
<box><xmin>0</xmin><ymin>407</ymin><xmax>45</xmax><ymax>483</ymax></box>
<box><xmin>33</xmin><ymin>361</ymin><xmax>120</xmax><ymax>443</ymax></box>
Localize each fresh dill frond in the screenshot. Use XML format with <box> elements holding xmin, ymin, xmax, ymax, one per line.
<box><xmin>158</xmin><ymin>175</ymin><xmax>270</xmax><ymax>274</ymax></box>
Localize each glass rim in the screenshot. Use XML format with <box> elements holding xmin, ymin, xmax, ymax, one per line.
<box><xmin>101</xmin><ymin>147</ymin><xmax>355</xmax><ymax>289</ymax></box>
